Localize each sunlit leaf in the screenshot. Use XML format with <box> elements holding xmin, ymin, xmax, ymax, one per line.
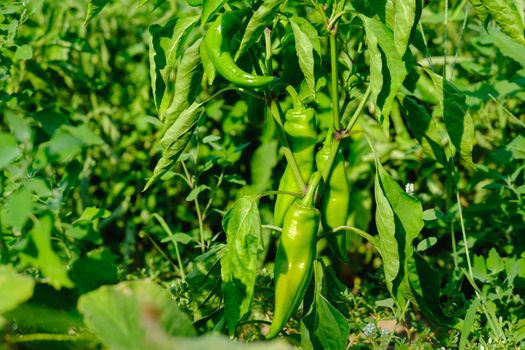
<box><xmin>235</xmin><ymin>0</ymin><xmax>281</xmax><ymax>61</ymax></box>
<box><xmin>78</xmin><ymin>280</ymin><xmax>196</xmax><ymax>350</ymax></box>
<box><xmin>290</xmin><ymin>16</ymin><xmax>316</xmax><ymax>98</ymax></box>
<box><xmin>21</xmin><ymin>215</ymin><xmax>74</xmax><ymax>289</ymax></box>
<box><xmin>427</xmin><ymin>70</ymin><xmax>475</xmax><ymax>170</ymax></box>
<box><xmin>0</xmin><ymin>266</ymin><xmax>35</xmax><ymax>315</ymax></box>
<box><xmin>0</xmin><ymin>132</ymin><xmax>22</xmax><ymax>169</ymax></box>
<box><xmin>221</xmin><ymin>196</ymin><xmax>262</xmax><ymax>335</ymax></box>
<box><xmin>144</xmin><ymin>102</ymin><xmax>205</xmax><ymax>191</ymax></box>
<box><xmin>362</xmin><ymin>16</ymin><xmax>407</xmax><ymax>130</ymax></box>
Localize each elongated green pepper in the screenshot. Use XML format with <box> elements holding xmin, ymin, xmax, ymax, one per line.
<box><xmin>316</xmin><ymin>131</ymin><xmax>350</xmax><ymax>261</ymax></box>
<box><xmin>267</xmin><ymin>172</ymin><xmax>321</xmax><ymax>339</ymax></box>
<box><xmin>204</xmin><ymin>14</ymin><xmax>276</xmax><ymax>88</ymax></box>
<box><xmin>274</xmin><ymin>88</ymin><xmax>317</xmax><ymax>227</ymax></box>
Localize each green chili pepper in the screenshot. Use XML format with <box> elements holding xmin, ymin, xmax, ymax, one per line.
<box><xmin>204</xmin><ymin>14</ymin><xmax>276</xmax><ymax>88</ymax></box>
<box><xmin>274</xmin><ymin>87</ymin><xmax>317</xmax><ymax>227</ymax></box>
<box><xmin>267</xmin><ymin>172</ymin><xmax>322</xmax><ymax>339</ymax></box>
<box><xmin>316</xmin><ymin>131</ymin><xmax>350</xmax><ymax>261</ymax></box>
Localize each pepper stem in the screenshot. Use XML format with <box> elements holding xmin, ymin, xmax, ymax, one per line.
<box><xmin>285</xmin><ymin>85</ymin><xmax>304</xmax><ymax>111</ymax></box>
<box><xmin>301</xmin><ymin>172</ymin><xmax>322</xmax><ymax>207</ymax></box>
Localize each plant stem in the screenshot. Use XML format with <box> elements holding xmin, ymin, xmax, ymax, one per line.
<box><xmin>269</xmin><ymin>99</ymin><xmax>307</xmax><ymax>192</ymax></box>
<box><xmin>330</xmin><ymin>31</ymin><xmax>340</xmax><ymax>131</ymax></box>
<box><xmin>345</xmin><ymin>85</ymin><xmax>371</xmax><ymax>133</ymax></box>
<box><xmin>318</xmin><ymin>225</ymin><xmax>376</xmax><ymax>245</ymax></box>
<box><xmin>194</xmin><ymin>197</ymin><xmax>206</xmax><ymax>253</ymax></box>
<box><xmin>152</xmin><ymin>213</ymin><xmax>187</xmax><ymax>282</ymax></box>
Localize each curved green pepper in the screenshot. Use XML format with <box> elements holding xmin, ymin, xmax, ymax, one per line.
<box><xmin>274</xmin><ymin>88</ymin><xmax>317</xmax><ymax>227</ymax></box>
<box><xmin>315</xmin><ymin>131</ymin><xmax>350</xmax><ymax>261</ymax></box>
<box><xmin>204</xmin><ymin>14</ymin><xmax>276</xmax><ymax>88</ymax></box>
<box><xmin>267</xmin><ymin>172</ymin><xmax>321</xmax><ymax>339</ymax></box>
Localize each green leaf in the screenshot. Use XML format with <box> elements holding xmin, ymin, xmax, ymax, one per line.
<box><xmin>220</xmin><ymin>196</ymin><xmax>263</xmax><ymax>336</ymax></box>
<box><xmin>416</xmin><ymin>237</ymin><xmax>438</xmax><ymax>252</ymax></box>
<box><xmin>163</xmin><ymin>38</ymin><xmax>203</xmax><ymax>132</ymax></box>
<box><xmin>427</xmin><ymin>71</ymin><xmax>475</xmax><ymax>170</ymax></box>
<box><xmin>201</xmin><ymin>0</ymin><xmax>227</xmax><ymax>26</ymax></box>
<box><xmin>21</xmin><ymin>215</ymin><xmax>74</xmax><ymax>289</ymax></box>
<box><xmin>75</xmin><ymin>207</ymin><xmax>111</xmax><ymax>223</ymax></box>
<box><xmin>469</xmin><ymin>0</ymin><xmax>489</xmax><ymax>23</ymax></box>
<box><xmin>488</xmin><ymin>27</ymin><xmax>525</xmax><ymax>67</ymax></box>
<box><xmin>292</xmin><ymin>17</ymin><xmax>321</xmax><ymax>55</ymax></box>
<box><xmin>78</xmin><ymin>280</ymin><xmax>196</xmax><ymax>350</ymax></box>
<box><xmin>0</xmin><ymin>266</ymin><xmax>35</xmax><ymax>315</ymax></box>
<box><xmin>482</xmin><ymin>0</ymin><xmax>525</xmax><ymax>45</ymax></box>
<box><xmin>486</xmin><ymin>248</ymin><xmax>504</xmax><ymax>275</ymax></box>
<box><xmin>459</xmin><ymin>298</ymin><xmax>481</xmax><ymax>350</ymax></box>
<box><xmin>362</xmin><ymin>16</ymin><xmax>407</xmax><ymax>130</ymax></box>
<box><xmin>393</xmin><ymin>0</ymin><xmax>417</xmax><ymax>56</ymax></box>
<box><xmin>15</xmin><ymin>44</ymin><xmax>33</xmax><ymax>60</ymax></box>
<box><xmin>185</xmin><ymin>184</ymin><xmax>210</xmax><ymax>201</ymax></box>
<box><xmin>400</xmin><ymin>95</ymin><xmax>447</xmax><ymax>165</ymax></box>
<box><xmin>373</xmin><ymin>162</ymin><xmax>399</xmax><ymax>302</ymax></box>
<box><xmin>235</xmin><ymin>0</ymin><xmax>282</xmax><ymax>61</ymax></box>
<box><xmin>200</xmin><ymin>39</ymin><xmax>216</xmax><ymax>85</ymax></box>
<box><xmin>404</xmin><ymin>250</ymin><xmax>460</xmax><ymax>328</ymax></box>
<box><xmin>374</xmin><ymin>157</ymin><xmax>424</xmax><ymax>309</ymax></box>
<box><xmin>0</xmin><ymin>132</ymin><xmax>22</xmax><ymax>169</ymax></box>
<box><xmin>161</xmin><ymin>233</ymin><xmax>193</xmax><ymax>245</ymax></box>
<box><xmin>149</xmin><ymin>16</ymin><xmax>199</xmax><ymax>116</ymax></box>
<box><xmin>1</xmin><ymin>186</ymin><xmax>32</xmax><ymax>231</ymax></box>
<box><xmin>300</xmin><ymin>262</ymin><xmax>349</xmax><ymax>350</ymax></box>
<box><xmin>85</xmin><ymin>0</ymin><xmax>110</xmax><ymax>24</ymax></box>
<box><xmin>290</xmin><ymin>16</ymin><xmax>316</xmax><ymax>98</ymax></box>
<box><xmin>144</xmin><ymin>102</ymin><xmax>205</xmax><ymax>191</ymax></box>
<box><xmin>247</xmin><ymin>140</ymin><xmax>279</xmax><ymax>194</ymax></box>
<box><xmin>506</xmin><ymin>135</ymin><xmax>525</xmax><ymax>159</ymax></box>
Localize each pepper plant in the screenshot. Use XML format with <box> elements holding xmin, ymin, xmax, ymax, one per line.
<box><xmin>140</xmin><ymin>0</ymin><xmax>524</xmax><ymax>346</ymax></box>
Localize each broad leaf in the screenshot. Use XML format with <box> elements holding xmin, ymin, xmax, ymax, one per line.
<box><xmin>149</xmin><ymin>16</ymin><xmax>199</xmax><ymax>116</ymax></box>
<box><xmin>290</xmin><ymin>16</ymin><xmax>317</xmax><ymax>98</ymax></box>
<box><xmin>235</xmin><ymin>0</ymin><xmax>282</xmax><ymax>61</ymax></box>
<box><xmin>374</xmin><ymin>163</ymin><xmax>399</xmax><ymax>301</ymax></box>
<box><xmin>482</xmin><ymin>0</ymin><xmax>525</xmax><ymax>45</ymax></box>
<box><xmin>0</xmin><ymin>133</ymin><xmax>21</xmax><ymax>169</ymax></box>
<box><xmin>144</xmin><ymin>102</ymin><xmax>205</xmax><ymax>190</ymax></box>
<box><xmin>362</xmin><ymin>16</ymin><xmax>407</xmax><ymax>130</ymax></box>
<box><xmin>301</xmin><ymin>262</ymin><xmax>349</xmax><ymax>350</ymax></box>
<box><xmin>400</xmin><ymin>95</ymin><xmax>447</xmax><ymax>165</ymax></box>
<box><xmin>1</xmin><ymin>186</ymin><xmax>32</xmax><ymax>231</ymax></box>
<box><xmin>469</xmin><ymin>0</ymin><xmax>488</xmax><ymax>23</ymax></box>
<box><xmin>21</xmin><ymin>215</ymin><xmax>74</xmax><ymax>289</ymax></box>
<box><xmin>0</xmin><ymin>265</ymin><xmax>35</xmax><ymax>314</ymax></box>
<box><xmin>404</xmin><ymin>250</ymin><xmax>460</xmax><ymax>328</ymax></box>
<box><xmin>163</xmin><ymin>38</ymin><xmax>202</xmax><ymax>132</ymax></box>
<box><xmin>393</xmin><ymin>0</ymin><xmax>418</xmax><ymax>56</ymax></box>
<box><xmin>427</xmin><ymin>71</ymin><xmax>475</xmax><ymax>170</ymax></box>
<box><xmin>78</xmin><ymin>280</ymin><xmax>196</xmax><ymax>350</ymax></box>
<box><xmin>488</xmin><ymin>27</ymin><xmax>525</xmax><ymax>67</ymax></box>
<box><xmin>221</xmin><ymin>196</ymin><xmax>263</xmax><ymax>335</ymax></box>
<box><xmin>374</xmin><ymin>158</ymin><xmax>424</xmax><ymax>309</ymax></box>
